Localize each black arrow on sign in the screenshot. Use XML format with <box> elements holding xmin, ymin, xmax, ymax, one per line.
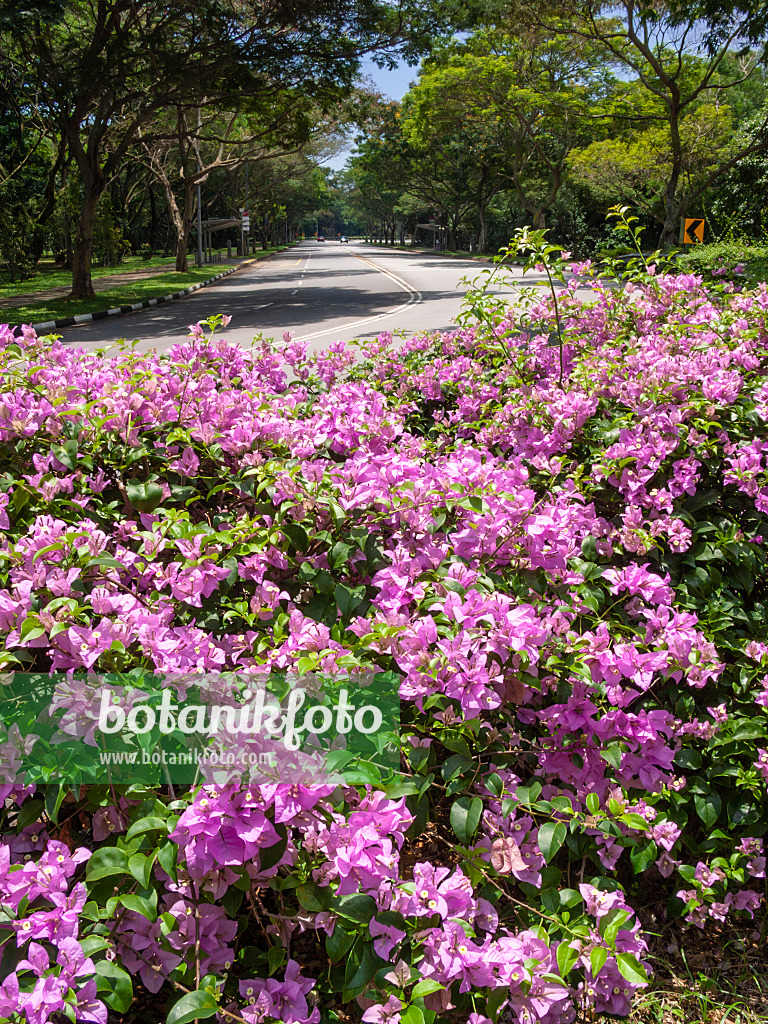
<box><xmin>685</xmin><ymin>219</ymin><xmax>704</xmax><ymax>242</ymax></box>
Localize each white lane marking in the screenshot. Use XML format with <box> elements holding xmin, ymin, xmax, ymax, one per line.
<box><xmin>290</xmin><ymin>252</ymin><xmax>312</xmax><ymax>297</ymax></box>
<box><xmin>294</xmin><ymin>248</ymin><xmax>422</xmax><ymax>342</ymax></box>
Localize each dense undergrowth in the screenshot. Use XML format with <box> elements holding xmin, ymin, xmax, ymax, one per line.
<box><xmin>1</xmin><ymin>234</ymin><xmax>768</xmax><ymax>1024</ymax></box>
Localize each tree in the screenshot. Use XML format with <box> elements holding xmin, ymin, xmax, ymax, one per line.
<box><xmin>568</xmin><ymin>92</ymin><xmax>742</xmax><ymax>233</ymax></box>
<box><xmin>140</xmin><ymin>99</ymin><xmax>314</xmax><ymax>271</ymax></box>
<box><xmin>506</xmin><ymin>1</ymin><xmax>768</xmax><ymax>246</ymax></box>
<box><xmin>0</xmin><ymin>0</ymin><xmax>441</xmax><ymax>297</ymax></box>
<box><xmin>348</xmin><ymin>102</ymin><xmax>416</xmax><ymax>245</ymax></box>
<box><xmin>403</xmin><ymin>26</ymin><xmax>612</xmax><ymax>235</ymax></box>
<box><xmin>0</xmin><ymin>110</ymin><xmax>54</xmax><ymax>280</ymax></box>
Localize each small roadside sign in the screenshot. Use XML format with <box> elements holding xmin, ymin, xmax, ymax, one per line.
<box><xmin>682</xmin><ymin>217</ymin><xmax>705</xmax><ymax>244</ymax></box>
<box><xmin>242</xmin><ymin>216</ymin><xmax>250</xmax><ymax>232</ymax></box>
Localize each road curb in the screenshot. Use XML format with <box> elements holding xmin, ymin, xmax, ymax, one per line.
<box><xmin>28</xmin><ymin>250</ymin><xmax>294</xmax><ymax>334</ymax></box>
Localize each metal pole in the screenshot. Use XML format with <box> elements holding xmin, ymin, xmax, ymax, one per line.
<box><xmin>195</xmin><ymin>109</ymin><xmax>203</xmax><ymax>267</ymax></box>
<box><xmin>245</xmin><ymin>162</ymin><xmax>249</xmax><ymax>256</ymax></box>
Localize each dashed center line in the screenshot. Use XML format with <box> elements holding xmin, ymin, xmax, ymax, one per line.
<box><xmin>290</xmin><ymin>253</ymin><xmax>312</xmax><ymax>297</ymax></box>
<box><xmin>294</xmin><ymin>246</ymin><xmax>422</xmax><ymax>342</ymax></box>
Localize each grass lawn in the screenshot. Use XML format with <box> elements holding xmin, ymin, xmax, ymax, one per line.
<box><xmin>0</xmin><ymin>246</ymin><xmax>294</xmax><ymax>327</ymax></box>
<box><xmin>0</xmin><ymin>253</ymin><xmax>179</xmax><ymax>298</ymax></box>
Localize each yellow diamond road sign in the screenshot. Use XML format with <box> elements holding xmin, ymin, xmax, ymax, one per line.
<box><xmin>683</xmin><ymin>217</ymin><xmax>705</xmax><ymax>244</ymax></box>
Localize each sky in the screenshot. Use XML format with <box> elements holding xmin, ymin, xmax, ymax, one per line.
<box><xmin>323</xmin><ymin>56</ymin><xmax>421</xmax><ymax>172</ymax></box>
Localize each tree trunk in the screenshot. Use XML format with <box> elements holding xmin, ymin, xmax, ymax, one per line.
<box><xmin>70</xmin><ymin>185</ymin><xmax>101</xmax><ymax>299</ymax></box>
<box><xmin>661</xmin><ymin>180</ymin><xmax>682</xmax><ymax>249</ymax></box>
<box><xmin>174</xmin><ymin>226</ymin><xmax>189</xmax><ymax>272</ymax></box>
<box><xmin>661</xmin><ymin>93</ymin><xmax>684</xmax><ymax>249</ymax></box>
<box><xmin>478</xmin><ymin>205</ymin><xmax>487</xmax><ymax>252</ymax></box>
<box><xmin>149</xmin><ymin>184</ymin><xmax>158</xmax><ymax>252</ymax></box>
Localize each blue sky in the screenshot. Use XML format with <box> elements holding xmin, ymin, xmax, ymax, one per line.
<box><xmin>324</xmin><ymin>56</ymin><xmax>421</xmax><ymax>171</ymax></box>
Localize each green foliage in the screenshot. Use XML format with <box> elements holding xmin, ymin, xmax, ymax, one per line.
<box><xmin>675</xmin><ymin>238</ymin><xmax>768</xmax><ymax>284</ymax></box>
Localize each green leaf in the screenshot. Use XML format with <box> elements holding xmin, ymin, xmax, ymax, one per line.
<box><xmin>128</xmin><ymin>852</ymin><xmax>153</xmax><ymax>888</ymax></box>
<box><xmin>585</xmin><ymin>792</ymin><xmax>600</xmax><ymax>814</ymax></box>
<box><xmin>86</xmin><ymin>847</ymin><xmax>130</xmax><ymax>882</ymax></box>
<box><xmin>343</xmin><ymin>938</ymin><xmax>379</xmax><ymax>994</ymax></box>
<box><xmin>20</xmin><ymin>615</ymin><xmax>45</xmax><ymax>642</ymax></box>
<box><xmin>450</xmin><ymin>796</ymin><xmax>483</xmax><ymax>845</ymax></box>
<box><xmin>283</xmin><ymin>522</ymin><xmax>309</xmax><ymax>552</ymax></box>
<box><xmin>412</xmin><ymin>979</ymin><xmax>444</xmax><ymax>997</ymax></box>
<box><xmin>327</xmin><ymin>923</ymin><xmax>356</xmax><ymax>962</ymax></box>
<box><xmin>619</xmin><ymin>812</ymin><xmax>649</xmax><ymax>831</ymax></box>
<box><xmin>125</xmin><ymin>478</ymin><xmax>165</xmax><ymax>513</ymax></box>
<box><xmin>44</xmin><ymin>786</ymin><xmax>66</xmax><ymax>824</ymax></box>
<box><xmin>442</xmin><ymin>753</ymin><xmax>472</xmax><ymax>782</ymax></box>
<box><xmin>599</xmin><ymin>907</ymin><xmax>630</xmax><ymax>947</ymax></box>
<box><xmin>401</xmin><ymin>1008</ymin><xmax>424</xmax><ymax>1024</ymax></box>
<box><xmin>485</xmin><ymin>772</ymin><xmax>504</xmax><ymax>797</ymax></box>
<box><xmin>259</xmin><ymin>823</ymin><xmax>288</xmax><ymax>871</ymax></box>
<box><xmin>166</xmin><ymin>990</ymin><xmax>219</xmax><ymax>1024</ymax></box>
<box><xmin>333</xmin><ymin>893</ymin><xmax>377</xmax><ymax>923</ymax></box>
<box><xmin>486</xmin><ymin>987</ymin><xmax>508</xmax><ymax>1023</ymax></box>
<box><xmin>16</xmin><ymin>799</ymin><xmax>44</xmax><ymax>830</ymax></box>
<box><xmin>328</xmin><ymin>540</ymin><xmax>354</xmax><ymax>570</ymax></box>
<box><xmin>694</xmin><ymin>790</ymin><xmax>722</xmax><ymax>829</ymax></box>
<box><xmin>556</xmin><ymin>942</ymin><xmax>579</xmax><ymax>978</ymax></box>
<box><xmin>52</xmin><ymin>440</ymin><xmax>79</xmax><ymax>471</ymax></box>
<box><xmin>125</xmin><ymin>816</ymin><xmax>168</xmax><ymax>841</ymax></box>
<box><xmin>120</xmin><ymin>894</ymin><xmax>157</xmax><ymax>920</ymax></box>
<box><xmin>537</xmin><ymin>822</ymin><xmax>567</xmax><ymax>863</ymax></box>
<box><xmin>630</xmin><ymin>841</ymin><xmax>658</xmax><ymax>875</ymax></box>
<box><xmin>80</xmin><ymin>936</ymin><xmax>111</xmax><ymax>957</ymax></box>
<box><xmin>616</xmin><ymin>952</ymin><xmax>649</xmax><ymax>985</ymax></box>
<box><xmin>335</xmin><ymin>583</ymin><xmax>367</xmax><ymax>618</ymax></box>
<box><xmin>590</xmin><ymin>946</ymin><xmax>608</xmax><ymax>978</ymax></box>
<box><xmin>600</xmin><ymin>744</ymin><xmax>623</xmax><ymax>769</ymax></box>
<box><xmin>297</xmin><ymin>881</ymin><xmax>333</xmax><ymax>912</ymax></box>
<box><xmin>156</xmin><ymin>840</ymin><xmax>178</xmax><ymax>882</ymax></box>
<box><xmin>95</xmin><ymin>962</ymin><xmax>133</xmax><ymax>1013</ymax></box>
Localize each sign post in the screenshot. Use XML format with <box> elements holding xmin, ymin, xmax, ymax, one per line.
<box><xmin>682</xmin><ymin>217</ymin><xmax>705</xmax><ymax>244</ymax></box>
<box><xmin>241</xmin><ymin>208</ymin><xmax>250</xmax><ymax>257</ymax></box>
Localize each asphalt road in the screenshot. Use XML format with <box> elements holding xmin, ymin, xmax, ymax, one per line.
<box><xmin>55</xmin><ymin>241</ymin><xmax>550</xmax><ymax>354</ymax></box>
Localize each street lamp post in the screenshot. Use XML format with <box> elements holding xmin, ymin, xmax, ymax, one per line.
<box><xmin>245</xmin><ymin>162</ymin><xmax>249</xmax><ymax>256</ymax></box>
<box><xmin>195</xmin><ymin>109</ymin><xmax>203</xmax><ymax>267</ymax></box>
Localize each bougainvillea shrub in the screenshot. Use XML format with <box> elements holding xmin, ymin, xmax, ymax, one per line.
<box><xmin>1</xmin><ymin>253</ymin><xmax>768</xmax><ymax>1024</ymax></box>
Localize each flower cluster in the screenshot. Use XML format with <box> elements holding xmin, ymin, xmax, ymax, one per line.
<box><xmin>1</xmin><ymin>263</ymin><xmax>768</xmax><ymax>1022</ymax></box>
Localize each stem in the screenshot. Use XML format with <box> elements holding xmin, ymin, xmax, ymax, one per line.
<box><xmin>541</xmin><ymin>260</ymin><xmax>565</xmax><ymax>389</ymax></box>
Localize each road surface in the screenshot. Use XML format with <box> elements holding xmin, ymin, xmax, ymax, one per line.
<box><xmin>54</xmin><ymin>241</ymin><xmax>551</xmax><ymax>354</ymax></box>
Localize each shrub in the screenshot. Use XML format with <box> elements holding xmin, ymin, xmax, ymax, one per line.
<box><xmin>675</xmin><ymin>237</ymin><xmax>768</xmax><ymax>284</ymax></box>
<box><xmin>1</xmin><ymin>245</ymin><xmax>768</xmax><ymax>1024</ymax></box>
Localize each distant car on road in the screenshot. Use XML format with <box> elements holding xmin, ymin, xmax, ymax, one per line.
<box><xmin>316</xmin><ymin>235</ymin><xmax>325</xmax><ymax>241</ymax></box>
<box><xmin>339</xmin><ymin>236</ymin><xmax>348</xmax><ymax>243</ymax></box>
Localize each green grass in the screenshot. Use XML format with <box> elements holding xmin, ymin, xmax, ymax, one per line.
<box><xmin>0</xmin><ymin>245</ymin><xmax>295</xmax><ymax>327</ymax></box>
<box><xmin>0</xmin><ymin>253</ymin><xmax>180</xmax><ymax>298</ymax></box>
